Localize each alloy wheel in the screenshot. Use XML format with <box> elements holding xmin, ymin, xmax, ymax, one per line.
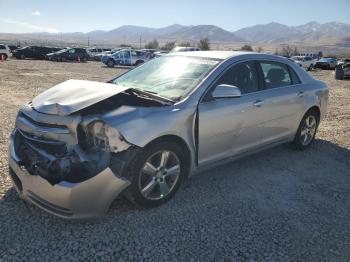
<box><xmin>138</xmin><ymin>150</ymin><xmax>181</xmax><ymax>200</ymax></box>
<box><xmin>300</xmin><ymin>115</ymin><xmax>317</xmax><ymax>146</ymax></box>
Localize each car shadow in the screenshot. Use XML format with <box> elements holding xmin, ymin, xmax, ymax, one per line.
<box><xmin>101</xmin><ymin>65</ymin><xmax>134</xmax><ymax>69</ymax></box>
<box><xmin>1</xmin><ymin>138</ymin><xmax>349</xmax><ymax>224</ymax></box>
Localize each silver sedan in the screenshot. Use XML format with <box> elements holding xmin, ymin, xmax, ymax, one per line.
<box><xmin>8</xmin><ymin>51</ymin><xmax>328</xmax><ymax>218</ymax></box>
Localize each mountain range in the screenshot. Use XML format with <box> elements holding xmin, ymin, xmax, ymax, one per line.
<box><xmin>85</xmin><ymin>21</ymin><xmax>350</xmax><ymax>44</ymax></box>
<box><xmin>1</xmin><ymin>21</ymin><xmax>350</xmax><ymax>48</ymax></box>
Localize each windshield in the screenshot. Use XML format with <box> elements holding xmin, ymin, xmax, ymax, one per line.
<box><xmin>113</xmin><ymin>56</ymin><xmax>219</xmax><ymax>100</ymax></box>
<box><xmin>320</xmin><ymin>58</ymin><xmax>334</xmax><ymax>62</ymax></box>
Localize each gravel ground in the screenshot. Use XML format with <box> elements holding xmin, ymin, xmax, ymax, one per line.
<box><xmin>0</xmin><ymin>59</ymin><xmax>349</xmax><ymax>261</ymax></box>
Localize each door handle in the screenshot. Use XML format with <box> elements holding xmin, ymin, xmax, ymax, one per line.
<box><xmin>297</xmin><ymin>91</ymin><xmax>305</xmax><ymax>97</ymax></box>
<box><xmin>253</xmin><ymin>100</ymin><xmax>264</xmax><ymax>107</ymax></box>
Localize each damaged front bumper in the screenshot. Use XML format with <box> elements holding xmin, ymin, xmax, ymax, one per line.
<box><xmin>8</xmin><ymin>108</ymin><xmax>134</xmax><ymax>219</ymax></box>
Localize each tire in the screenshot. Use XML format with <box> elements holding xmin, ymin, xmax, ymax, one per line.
<box><xmin>125</xmin><ymin>141</ymin><xmax>187</xmax><ymax>207</ymax></box>
<box><xmin>292</xmin><ymin>109</ymin><xmax>319</xmax><ymax>150</ymax></box>
<box><xmin>81</xmin><ymin>57</ymin><xmax>87</xmax><ymax>63</ymax></box>
<box><xmin>335</xmin><ymin>67</ymin><xmax>344</xmax><ymax>80</ymax></box>
<box><xmin>61</xmin><ymin>57</ymin><xmax>66</xmax><ymax>62</ymax></box>
<box><xmin>134</xmin><ymin>60</ymin><xmax>144</xmax><ymax>66</ymax></box>
<box><xmin>308</xmin><ymin>64</ymin><xmax>314</xmax><ymax>71</ymax></box>
<box><xmin>20</xmin><ymin>54</ymin><xmax>25</xmax><ymax>59</ymax></box>
<box><xmin>107</xmin><ymin>59</ymin><xmax>115</xmax><ymax>68</ymax></box>
<box><xmin>1</xmin><ymin>54</ymin><xmax>8</xmax><ymax>60</ymax></box>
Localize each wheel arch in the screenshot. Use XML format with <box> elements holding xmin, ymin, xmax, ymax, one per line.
<box><xmin>304</xmin><ymin>105</ymin><xmax>321</xmax><ymax>122</ymax></box>
<box><xmin>143</xmin><ymin>134</ymin><xmax>192</xmax><ymax>177</ymax></box>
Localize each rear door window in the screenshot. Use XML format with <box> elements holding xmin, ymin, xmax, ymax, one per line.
<box><xmin>289</xmin><ymin>67</ymin><xmax>301</xmax><ymax>85</ymax></box>
<box><xmin>259</xmin><ymin>61</ymin><xmax>292</xmax><ymax>89</ymax></box>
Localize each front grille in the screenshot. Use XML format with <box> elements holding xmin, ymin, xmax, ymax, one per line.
<box><xmin>18</xmin><ymin>130</ymin><xmax>67</xmax><ymax>155</ymax></box>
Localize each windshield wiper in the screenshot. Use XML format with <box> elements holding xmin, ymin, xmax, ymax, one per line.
<box><xmin>126</xmin><ymin>88</ymin><xmax>175</xmax><ymax>104</ymax></box>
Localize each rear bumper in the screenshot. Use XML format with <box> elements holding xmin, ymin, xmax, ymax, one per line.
<box><xmin>8</xmin><ymin>134</ymin><xmax>131</xmax><ymax>219</ymax></box>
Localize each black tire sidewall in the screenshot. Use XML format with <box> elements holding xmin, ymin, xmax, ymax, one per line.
<box><xmin>293</xmin><ymin>110</ymin><xmax>319</xmax><ymax>150</ymax></box>
<box><xmin>107</xmin><ymin>59</ymin><xmax>115</xmax><ymax>67</ymax></box>
<box><xmin>125</xmin><ymin>141</ymin><xmax>186</xmax><ymax>207</ymax></box>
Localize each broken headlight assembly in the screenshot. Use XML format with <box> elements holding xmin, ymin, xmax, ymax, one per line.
<box><xmin>89</xmin><ymin>121</ymin><xmax>109</xmax><ymax>150</ymax></box>
<box><xmin>87</xmin><ymin>121</ymin><xmax>123</xmax><ymax>152</ymax></box>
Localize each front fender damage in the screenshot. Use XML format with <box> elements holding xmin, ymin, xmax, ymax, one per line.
<box><xmin>15</xmin><ymin>116</ymin><xmax>140</xmax><ymax>187</ymax></box>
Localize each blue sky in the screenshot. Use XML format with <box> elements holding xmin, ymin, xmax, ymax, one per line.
<box><xmin>0</xmin><ymin>0</ymin><xmax>349</xmax><ymax>33</ymax></box>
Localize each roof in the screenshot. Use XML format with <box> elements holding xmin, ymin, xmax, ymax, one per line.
<box><xmin>167</xmin><ymin>51</ymin><xmax>259</xmax><ymax>60</ymax></box>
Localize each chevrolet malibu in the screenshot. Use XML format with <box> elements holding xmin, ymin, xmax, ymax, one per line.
<box><xmin>8</xmin><ymin>51</ymin><xmax>328</xmax><ymax>219</ymax></box>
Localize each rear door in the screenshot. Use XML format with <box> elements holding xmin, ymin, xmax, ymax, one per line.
<box><xmin>198</xmin><ymin>61</ymin><xmax>265</xmax><ymax>165</ymax></box>
<box><xmin>256</xmin><ymin>61</ymin><xmax>305</xmax><ymax>144</ymax></box>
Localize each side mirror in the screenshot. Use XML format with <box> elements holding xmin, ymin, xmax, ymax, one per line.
<box><xmin>212</xmin><ymin>84</ymin><xmax>241</xmax><ymax>99</ymax></box>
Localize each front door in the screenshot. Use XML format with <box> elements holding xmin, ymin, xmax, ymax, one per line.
<box><xmin>198</xmin><ymin>61</ymin><xmax>265</xmax><ymax>165</ymax></box>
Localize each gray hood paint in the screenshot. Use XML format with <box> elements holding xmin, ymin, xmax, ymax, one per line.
<box><xmin>32</xmin><ymin>79</ymin><xmax>129</xmax><ymax>116</ymax></box>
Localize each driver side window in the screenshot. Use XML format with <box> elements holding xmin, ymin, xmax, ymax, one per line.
<box><xmin>214</xmin><ymin>61</ymin><xmax>259</xmax><ymax>94</ymax></box>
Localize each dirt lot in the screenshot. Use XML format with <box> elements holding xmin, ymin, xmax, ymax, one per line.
<box><xmin>0</xmin><ymin>59</ymin><xmax>349</xmax><ymax>261</ymax></box>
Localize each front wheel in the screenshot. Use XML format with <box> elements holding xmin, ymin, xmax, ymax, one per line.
<box><xmin>125</xmin><ymin>141</ymin><xmax>186</xmax><ymax>207</ymax></box>
<box><xmin>335</xmin><ymin>67</ymin><xmax>344</xmax><ymax>80</ymax></box>
<box><xmin>292</xmin><ymin>110</ymin><xmax>319</xmax><ymax>150</ymax></box>
<box><xmin>107</xmin><ymin>59</ymin><xmax>115</xmax><ymax>68</ymax></box>
<box><xmin>134</xmin><ymin>60</ymin><xmax>144</xmax><ymax>66</ymax></box>
<box><xmin>1</xmin><ymin>54</ymin><xmax>8</xmax><ymax>60</ymax></box>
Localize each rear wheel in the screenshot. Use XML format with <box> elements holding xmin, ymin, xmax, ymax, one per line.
<box><xmin>293</xmin><ymin>110</ymin><xmax>319</xmax><ymax>150</ymax></box>
<box><xmin>125</xmin><ymin>141</ymin><xmax>186</xmax><ymax>207</ymax></box>
<box><xmin>61</xmin><ymin>56</ymin><xmax>66</xmax><ymax>62</ymax></box>
<box><xmin>20</xmin><ymin>54</ymin><xmax>25</xmax><ymax>59</ymax></box>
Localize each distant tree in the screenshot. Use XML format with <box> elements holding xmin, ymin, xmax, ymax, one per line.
<box><xmin>179</xmin><ymin>41</ymin><xmax>191</xmax><ymax>47</ymax></box>
<box><xmin>145</xmin><ymin>39</ymin><xmax>159</xmax><ymax>49</ymax></box>
<box><xmin>198</xmin><ymin>38</ymin><xmax>210</xmax><ymax>50</ymax></box>
<box><xmin>240</xmin><ymin>44</ymin><xmax>253</xmax><ymax>51</ymax></box>
<box><xmin>280</xmin><ymin>45</ymin><xmax>299</xmax><ymax>57</ymax></box>
<box><xmin>161</xmin><ymin>41</ymin><xmax>176</xmax><ymax>51</ymax></box>
<box><xmin>256</xmin><ymin>46</ymin><xmax>264</xmax><ymax>53</ymax></box>
<box><xmin>120</xmin><ymin>44</ymin><xmax>133</xmax><ymax>48</ymax></box>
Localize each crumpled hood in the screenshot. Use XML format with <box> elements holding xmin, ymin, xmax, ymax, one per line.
<box><xmin>32</xmin><ymin>79</ymin><xmax>129</xmax><ymax>116</ymax></box>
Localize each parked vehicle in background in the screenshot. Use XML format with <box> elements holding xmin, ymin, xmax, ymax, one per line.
<box><xmin>12</xmin><ymin>46</ymin><xmax>62</xmax><ymax>60</ymax></box>
<box><xmin>93</xmin><ymin>49</ymin><xmax>122</xmax><ymax>61</ymax></box>
<box><xmin>0</xmin><ymin>44</ymin><xmax>11</xmax><ymax>60</ymax></box>
<box><xmin>8</xmin><ymin>45</ymin><xmax>20</xmax><ymax>52</ymax></box>
<box><xmin>47</xmin><ymin>48</ymin><xmax>89</xmax><ymax>62</ymax></box>
<box><xmin>314</xmin><ymin>57</ymin><xmax>337</xmax><ymax>69</ymax></box>
<box><xmin>141</xmin><ymin>49</ymin><xmax>159</xmax><ymax>58</ymax></box>
<box><xmin>290</xmin><ymin>56</ymin><xmax>316</xmax><ymax>71</ymax></box>
<box><xmin>86</xmin><ymin>47</ymin><xmax>111</xmax><ymax>59</ymax></box>
<box><xmin>170</xmin><ymin>46</ymin><xmax>201</xmax><ymax>52</ymax></box>
<box><xmin>101</xmin><ymin>49</ymin><xmax>150</xmax><ymax>67</ymax></box>
<box><xmin>8</xmin><ymin>51</ymin><xmax>328</xmax><ymax>219</ymax></box>
<box><xmin>335</xmin><ymin>58</ymin><xmax>350</xmax><ymax>80</ymax></box>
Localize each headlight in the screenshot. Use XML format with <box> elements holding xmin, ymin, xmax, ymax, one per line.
<box><xmin>89</xmin><ymin>121</ymin><xmax>109</xmax><ymax>150</ymax></box>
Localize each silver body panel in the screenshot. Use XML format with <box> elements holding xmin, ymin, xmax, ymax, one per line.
<box><xmin>9</xmin><ymin>51</ymin><xmax>328</xmax><ymax>218</ymax></box>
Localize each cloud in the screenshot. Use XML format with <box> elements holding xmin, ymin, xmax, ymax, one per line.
<box><xmin>31</xmin><ymin>11</ymin><xmax>41</xmax><ymax>16</ymax></box>
<box><xmin>0</xmin><ymin>18</ymin><xmax>59</xmax><ymax>33</ymax></box>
